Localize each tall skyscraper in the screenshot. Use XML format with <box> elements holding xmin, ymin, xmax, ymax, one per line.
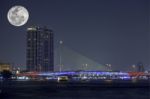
<box><xmin>26</xmin><ymin>26</ymin><xmax>54</xmax><ymax>72</ymax></box>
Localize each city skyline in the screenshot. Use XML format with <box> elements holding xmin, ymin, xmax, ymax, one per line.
<box><xmin>0</xmin><ymin>0</ymin><xmax>149</xmax><ymax>71</ymax></box>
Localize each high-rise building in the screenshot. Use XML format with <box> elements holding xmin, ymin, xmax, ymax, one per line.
<box><xmin>26</xmin><ymin>26</ymin><xmax>54</xmax><ymax>72</ymax></box>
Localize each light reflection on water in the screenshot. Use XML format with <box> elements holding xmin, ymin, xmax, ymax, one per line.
<box><xmin>1</xmin><ymin>87</ymin><xmax>149</xmax><ymax>99</ymax></box>
<box><xmin>0</xmin><ymin>81</ymin><xmax>150</xmax><ymax>99</ymax></box>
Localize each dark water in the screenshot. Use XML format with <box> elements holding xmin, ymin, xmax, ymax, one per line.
<box><xmin>0</xmin><ymin>81</ymin><xmax>150</xmax><ymax>99</ymax></box>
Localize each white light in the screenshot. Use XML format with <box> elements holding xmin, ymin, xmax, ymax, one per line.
<box><xmin>59</xmin><ymin>40</ymin><xmax>63</xmax><ymax>44</ymax></box>
<box><xmin>27</xmin><ymin>27</ymin><xmax>36</xmax><ymax>31</ymax></box>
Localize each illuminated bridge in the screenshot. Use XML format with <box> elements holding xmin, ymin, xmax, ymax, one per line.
<box><xmin>16</xmin><ymin>71</ymin><xmax>150</xmax><ymax>80</ymax></box>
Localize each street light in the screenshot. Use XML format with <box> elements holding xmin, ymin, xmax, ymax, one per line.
<box><xmin>85</xmin><ymin>64</ymin><xmax>88</xmax><ymax>70</ymax></box>
<box><xmin>132</xmin><ymin>65</ymin><xmax>136</xmax><ymax>72</ymax></box>
<box><xmin>106</xmin><ymin>64</ymin><xmax>112</xmax><ymax>71</ymax></box>
<box><xmin>82</xmin><ymin>63</ymin><xmax>88</xmax><ymax>71</ymax></box>
<box><xmin>59</xmin><ymin>40</ymin><xmax>63</xmax><ymax>72</ymax></box>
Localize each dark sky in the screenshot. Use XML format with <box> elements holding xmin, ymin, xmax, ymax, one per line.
<box><xmin>0</xmin><ymin>0</ymin><xmax>149</xmax><ymax>71</ymax></box>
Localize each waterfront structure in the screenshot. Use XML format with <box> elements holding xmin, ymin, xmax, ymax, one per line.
<box><xmin>26</xmin><ymin>26</ymin><xmax>54</xmax><ymax>72</ymax></box>
<box><xmin>0</xmin><ymin>63</ymin><xmax>11</xmax><ymax>72</ymax></box>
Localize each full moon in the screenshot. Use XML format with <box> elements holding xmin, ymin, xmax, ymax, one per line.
<box><xmin>7</xmin><ymin>6</ymin><xmax>29</xmax><ymax>26</ymax></box>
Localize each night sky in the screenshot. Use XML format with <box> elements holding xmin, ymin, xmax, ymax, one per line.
<box><xmin>0</xmin><ymin>0</ymin><xmax>149</xmax><ymax>71</ymax></box>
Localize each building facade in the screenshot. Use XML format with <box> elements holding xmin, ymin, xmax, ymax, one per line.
<box><xmin>26</xmin><ymin>26</ymin><xmax>54</xmax><ymax>72</ymax></box>
<box><xmin>0</xmin><ymin>63</ymin><xmax>11</xmax><ymax>72</ymax></box>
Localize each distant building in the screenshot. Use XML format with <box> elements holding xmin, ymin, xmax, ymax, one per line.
<box><xmin>26</xmin><ymin>26</ymin><xmax>54</xmax><ymax>72</ymax></box>
<box><xmin>0</xmin><ymin>63</ymin><xmax>11</xmax><ymax>72</ymax></box>
<box><xmin>137</xmin><ymin>62</ymin><xmax>145</xmax><ymax>72</ymax></box>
